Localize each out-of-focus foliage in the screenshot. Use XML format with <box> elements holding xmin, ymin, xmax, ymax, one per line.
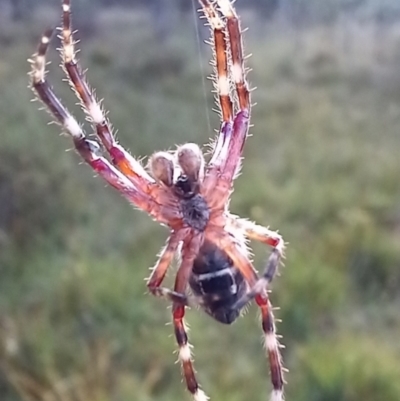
<box><xmin>3</xmin><ymin>0</ymin><xmax>400</xmax><ymax>24</ymax></box>
<box><xmin>0</xmin><ymin>2</ymin><xmax>400</xmax><ymax>401</ymax></box>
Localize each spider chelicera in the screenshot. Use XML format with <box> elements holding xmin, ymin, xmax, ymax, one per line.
<box><xmin>30</xmin><ymin>0</ymin><xmax>286</xmax><ymax>400</ymax></box>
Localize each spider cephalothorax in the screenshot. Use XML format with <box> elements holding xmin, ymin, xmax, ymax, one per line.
<box><xmin>30</xmin><ymin>1</ymin><xmax>286</xmax><ymax>400</ymax></box>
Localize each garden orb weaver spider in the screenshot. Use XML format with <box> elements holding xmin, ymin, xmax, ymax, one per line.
<box><xmin>29</xmin><ymin>0</ymin><xmax>286</xmax><ymax>400</ymax></box>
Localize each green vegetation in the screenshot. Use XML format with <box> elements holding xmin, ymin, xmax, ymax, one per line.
<box><xmin>1</xmin><ymin>5</ymin><xmax>400</xmax><ymax>401</ymax></box>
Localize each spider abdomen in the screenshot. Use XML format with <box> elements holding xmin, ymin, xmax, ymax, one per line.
<box><xmin>189</xmin><ymin>241</ymin><xmax>247</xmax><ymax>324</ymax></box>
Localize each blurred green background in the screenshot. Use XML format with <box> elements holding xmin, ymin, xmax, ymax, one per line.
<box><xmin>1</xmin><ymin>1</ymin><xmax>400</xmax><ymax>400</ymax></box>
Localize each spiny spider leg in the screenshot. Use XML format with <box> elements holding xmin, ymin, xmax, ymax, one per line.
<box><xmin>255</xmin><ymin>294</ymin><xmax>285</xmax><ymax>401</ymax></box>
<box><xmin>208</xmin><ymin>230</ymin><xmax>259</xmax><ymax>285</ymax></box>
<box><xmin>61</xmin><ymin>0</ymin><xmax>154</xmax><ymax>191</ymax></box>
<box><xmin>151</xmin><ymin>288</ymin><xmax>189</xmax><ymax>305</ymax></box>
<box><xmin>231</xmin><ymin>219</ymin><xmax>285</xmax><ymax>310</ymax></box>
<box><xmin>199</xmin><ymin>0</ymin><xmax>250</xmax><ymax>206</ymax></box>
<box><xmin>231</xmin><ymin>248</ymin><xmax>280</xmax><ymax>311</ymax></box>
<box><xmin>199</xmin><ymin>0</ymin><xmax>232</xmax><ymax>169</ymax></box>
<box><xmin>198</xmin><ymin>0</ymin><xmax>233</xmax><ymax>180</ymax></box>
<box><xmin>147</xmin><ymin>231</ymin><xmax>186</xmax><ymax>290</ymax></box>
<box><xmin>173</xmin><ymin>233</ymin><xmax>208</xmax><ymax>401</ymax></box>
<box><xmin>199</xmin><ymin>0</ymin><xmax>232</xmax><ymax>123</ymax></box>
<box><xmin>216</xmin><ymin>0</ymin><xmax>251</xmax><ymax>182</ymax></box>
<box><xmin>29</xmin><ymin>30</ymin><xmax>160</xmax><ymax>216</ymax></box>
<box><xmin>218</xmin><ymin>0</ymin><xmax>250</xmax><ymax>111</ymax></box>
<box><xmin>208</xmin><ymin>230</ymin><xmax>285</xmax><ymax>401</ymax></box>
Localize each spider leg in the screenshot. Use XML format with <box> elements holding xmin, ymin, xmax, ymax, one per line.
<box><xmin>147</xmin><ymin>229</ymin><xmax>191</xmax><ymax>306</ymax></box>
<box><xmin>207</xmin><ymin>230</ymin><xmax>284</xmax><ymax>401</ymax></box>
<box><xmin>172</xmin><ymin>233</ymin><xmax>208</xmax><ymax>401</ymax></box>
<box><xmin>218</xmin><ymin>0</ymin><xmax>250</xmax><ymax>111</ymax></box>
<box><xmin>151</xmin><ymin>287</ymin><xmax>189</xmax><ymax>306</ymax></box>
<box><xmin>147</xmin><ymin>230</ymin><xmax>206</xmax><ymax>399</ymax></box>
<box><xmin>61</xmin><ymin>0</ymin><xmax>154</xmax><ymax>191</ymax></box>
<box><xmin>29</xmin><ymin>30</ymin><xmax>164</xmax><ymax>220</ymax></box>
<box><xmin>200</xmin><ymin>0</ymin><xmax>250</xmax><ymax>205</ymax></box>
<box><xmin>255</xmin><ymin>294</ymin><xmax>285</xmax><ymax>401</ymax></box>
<box><xmin>198</xmin><ymin>0</ymin><xmax>233</xmax><ymax>169</ymax></box>
<box><xmin>231</xmin><ymin>219</ymin><xmax>285</xmax><ymax>310</ymax></box>
<box><xmin>199</xmin><ymin>0</ymin><xmax>232</xmax><ymax>124</ymax></box>
<box><xmin>215</xmin><ymin>0</ymin><xmax>251</xmax><ymax>182</ymax></box>
<box><xmin>207</xmin><ymin>230</ymin><xmax>259</xmax><ymax>285</ymax></box>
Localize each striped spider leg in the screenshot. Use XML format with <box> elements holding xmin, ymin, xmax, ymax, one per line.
<box><xmin>29</xmin><ymin>28</ymin><xmax>173</xmax><ymax>222</ymax></box>
<box><xmin>199</xmin><ymin>1</ymin><xmax>286</xmax><ymax>400</ymax></box>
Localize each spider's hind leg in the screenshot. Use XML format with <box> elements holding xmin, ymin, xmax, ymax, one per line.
<box><xmin>237</xmin><ymin>220</ymin><xmax>286</xmax><ymax>401</ymax></box>
<box><xmin>232</xmin><ymin>220</ymin><xmax>285</xmax><ymax>310</ymax></box>
<box><xmin>208</xmin><ymin>229</ymin><xmax>285</xmax><ymax>401</ymax></box>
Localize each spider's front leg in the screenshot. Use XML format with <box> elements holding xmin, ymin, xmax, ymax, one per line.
<box><xmin>200</xmin><ymin>0</ymin><xmax>251</xmax><ymax>208</ymax></box>
<box><xmin>29</xmin><ymin>30</ymin><xmax>159</xmax><ymax>217</ymax></box>
<box><xmin>61</xmin><ymin>0</ymin><xmax>155</xmax><ymax>193</ymax></box>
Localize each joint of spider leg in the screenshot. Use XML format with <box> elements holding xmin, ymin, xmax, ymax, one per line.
<box><xmin>74</xmin><ymin>137</ymin><xmax>102</xmax><ymax>160</ymax></box>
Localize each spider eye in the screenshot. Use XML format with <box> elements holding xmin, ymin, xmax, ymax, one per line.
<box><xmin>149</xmin><ymin>152</ymin><xmax>174</xmax><ymax>186</ymax></box>
<box><xmin>176</xmin><ymin>143</ymin><xmax>204</xmax><ymax>182</ymax></box>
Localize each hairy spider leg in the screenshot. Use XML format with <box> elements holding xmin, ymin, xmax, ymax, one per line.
<box><xmin>61</xmin><ymin>0</ymin><xmax>154</xmax><ymax>193</ymax></box>
<box><xmin>213</xmin><ymin>0</ymin><xmax>250</xmax><ymax>182</ymax></box>
<box><xmin>208</xmin><ymin>230</ymin><xmax>258</xmax><ymax>285</ymax></box>
<box><xmin>255</xmin><ymin>294</ymin><xmax>285</xmax><ymax>401</ymax></box>
<box><xmin>147</xmin><ymin>228</ymin><xmax>191</xmax><ymax>305</ymax></box>
<box><xmin>198</xmin><ymin>0</ymin><xmax>234</xmax><ymax>190</ymax></box>
<box><xmin>231</xmin><ymin>220</ymin><xmax>285</xmax><ymax>310</ymax></box>
<box><xmin>29</xmin><ymin>30</ymin><xmax>167</xmax><ymax>222</ymax></box>
<box><xmin>200</xmin><ymin>0</ymin><xmax>232</xmax><ymax>124</ymax></box>
<box><xmin>172</xmin><ymin>233</ymin><xmax>208</xmax><ymax>401</ymax></box>
<box><xmin>218</xmin><ymin>0</ymin><xmax>250</xmax><ymax>111</ymax></box>
<box><xmin>208</xmin><ymin>230</ymin><xmax>285</xmax><ymax>401</ymax></box>
<box><xmin>199</xmin><ymin>0</ymin><xmax>250</xmax><ymax>207</ymax></box>
<box><xmin>199</xmin><ymin>0</ymin><xmax>233</xmax><ymax>174</ymax></box>
<box><xmin>232</xmin><ymin>220</ymin><xmax>286</xmax><ymax>401</ymax></box>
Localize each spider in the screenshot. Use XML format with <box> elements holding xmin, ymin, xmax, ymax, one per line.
<box><xmin>29</xmin><ymin>0</ymin><xmax>286</xmax><ymax>400</ymax></box>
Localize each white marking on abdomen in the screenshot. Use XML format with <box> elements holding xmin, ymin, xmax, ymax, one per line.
<box><xmin>195</xmin><ymin>267</ymin><xmax>233</xmax><ymax>281</ymax></box>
